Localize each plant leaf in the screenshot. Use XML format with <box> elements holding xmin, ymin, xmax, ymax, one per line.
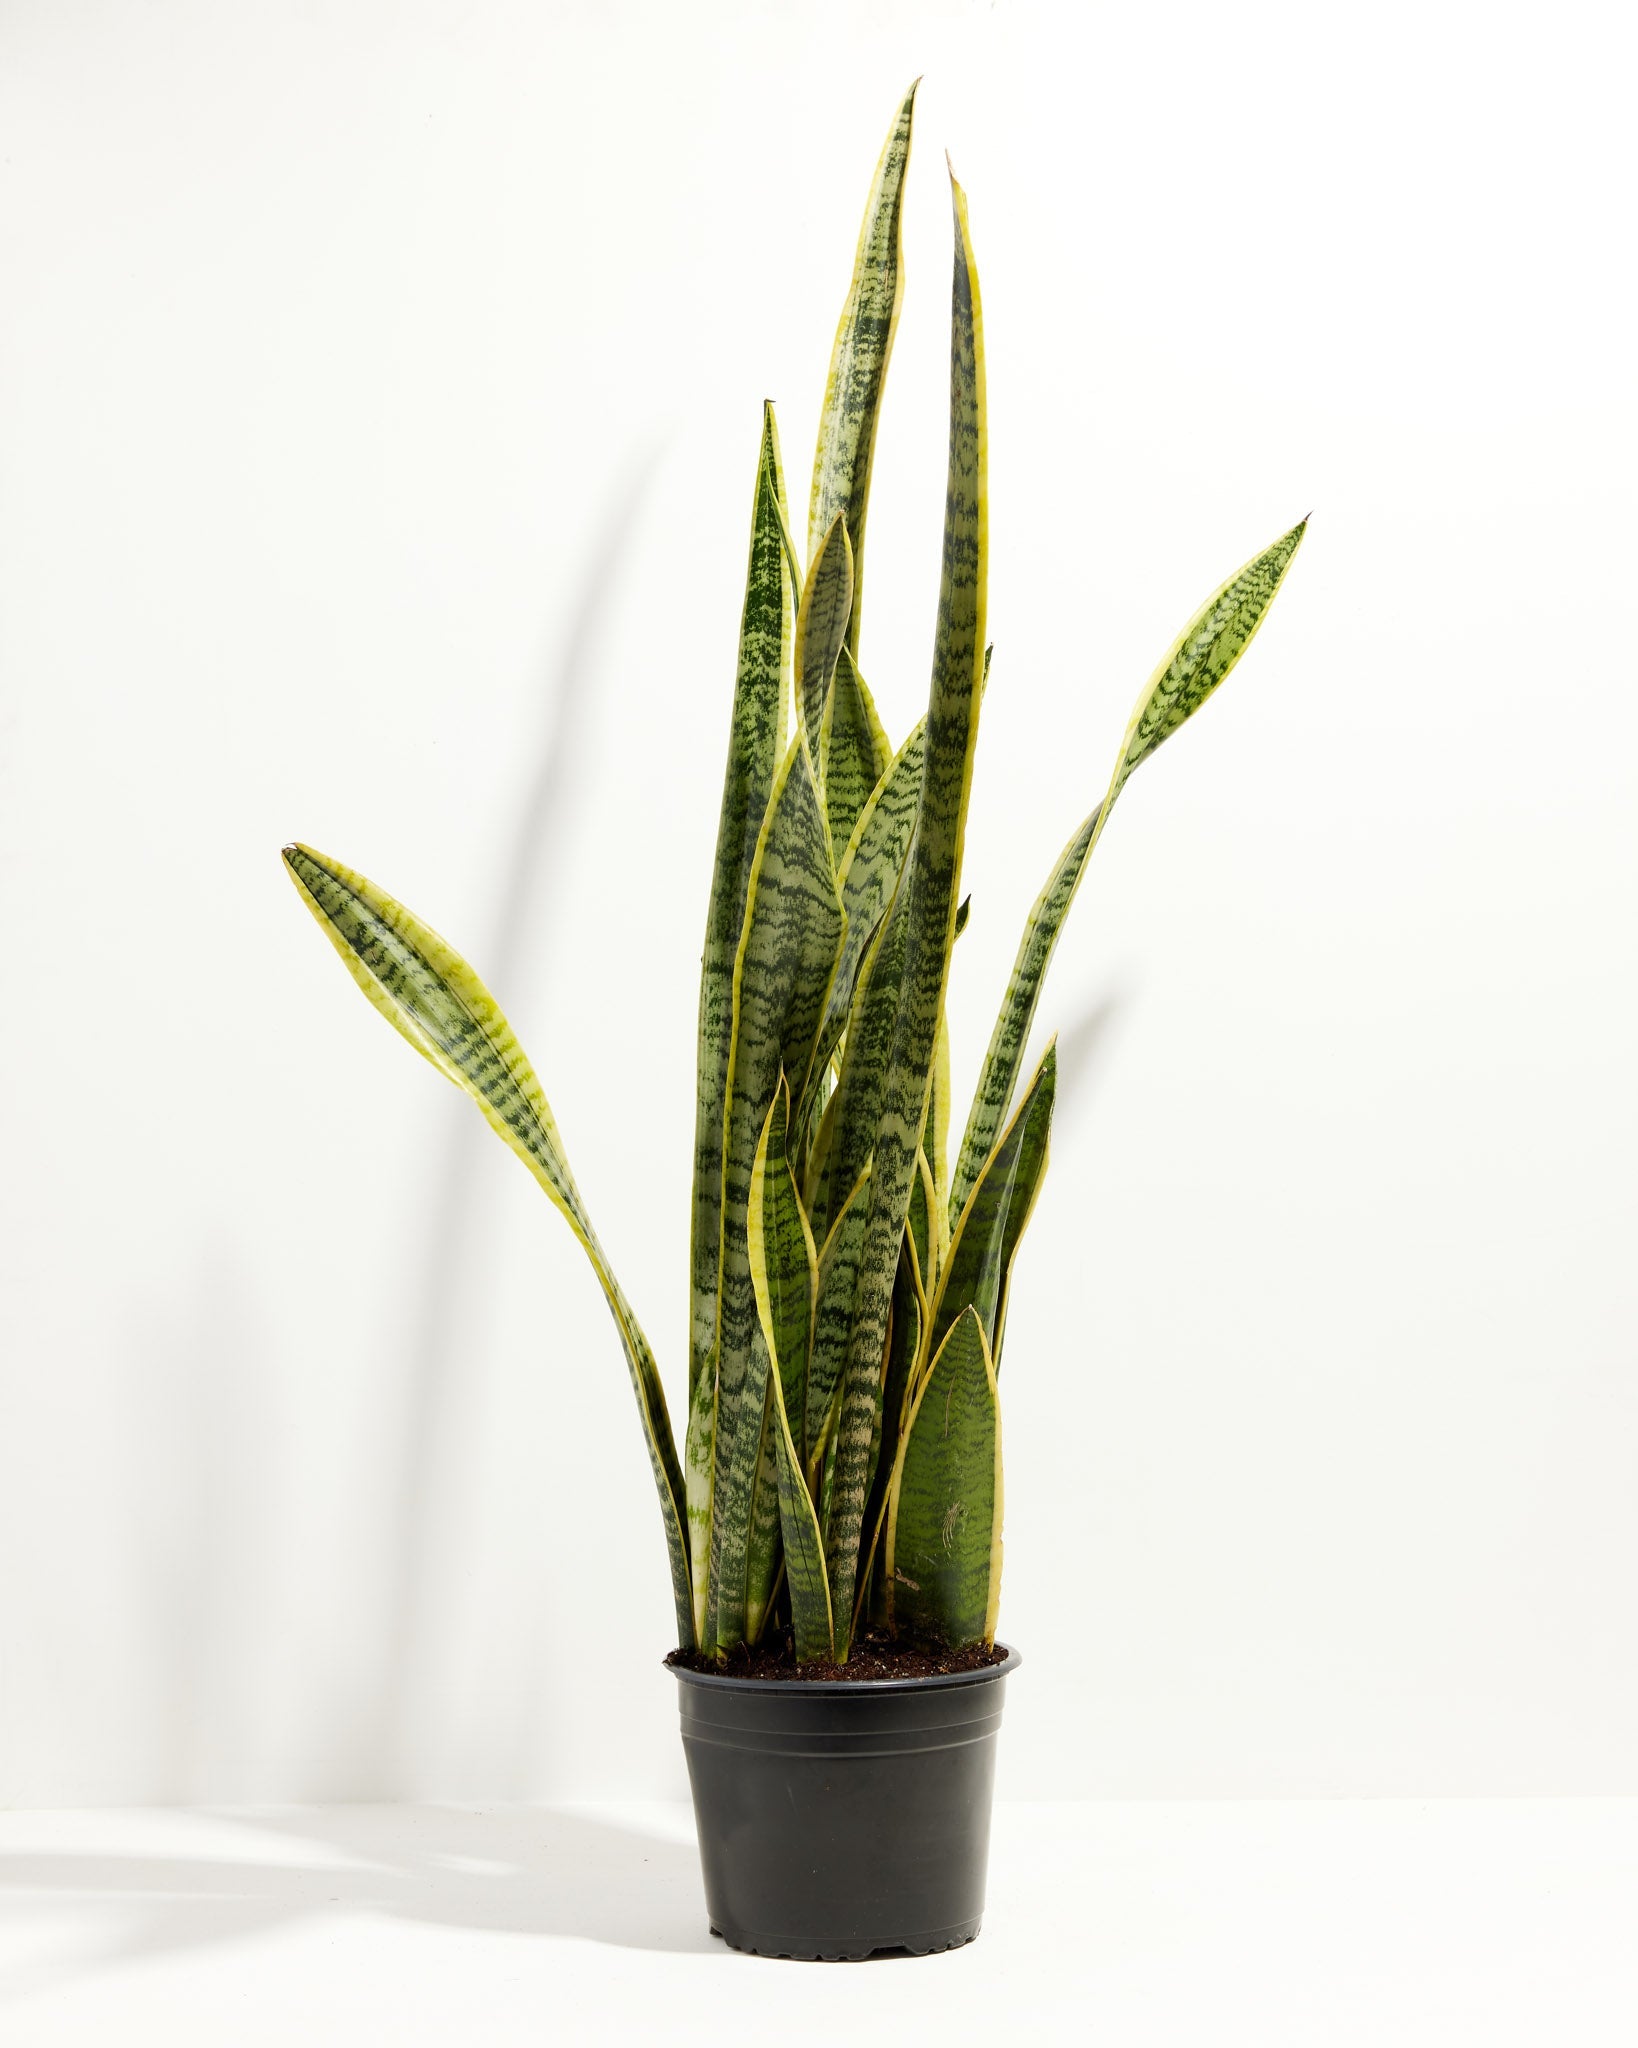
<box><xmin>821</xmin><ymin>645</ymin><xmax>892</xmax><ymax>865</ymax></box>
<box><xmin>929</xmin><ymin>1041</ymin><xmax>1054</xmax><ymax>1367</ymax></box>
<box><xmin>824</xmin><ymin>169</ymin><xmax>989</xmax><ymax>1652</ymax></box>
<box><xmin>747</xmin><ymin>1083</ymin><xmax>833</xmax><ymax>1661</ymax></box>
<box><xmin>750</xmin><ymin>1080</ymin><xmax>818</xmax><ymax>1441</ymax></box>
<box><xmin>852</xmin><ymin>1234</ymin><xmax>926</xmax><ymax>1635</ymax></box>
<box><xmin>950</xmin><ymin>518</ymin><xmax>1306</xmax><ymax>1220</ymax></box>
<box><xmin>795</xmin><ymin>511</ymin><xmax>855</xmax><ymax>750</ymax></box>
<box><xmin>706</xmin><ymin>735</ymin><xmax>843</xmax><ymax>1650</ymax></box>
<box><xmin>906</xmin><ymin>1147</ymin><xmax>935</xmax><ymax>1288</ymax></box>
<box><xmin>686</xmin><ymin>403</ymin><xmax>797</xmax><ymax>1635</ymax></box>
<box><xmin>809</xmin><ymin>80</ymin><xmax>918</xmax><ymax>656</ymax></box>
<box><xmin>794</xmin><ymin>715</ymin><xmax>926</xmax><ymax>1149</ymax></box>
<box><xmin>924</xmin><ymin>1012</ymin><xmax>952</xmax><ymax>1233</ymax></box>
<box><xmin>283</xmin><ymin>844</ymin><xmax>695</xmax><ymax>1646</ymax></box>
<box><xmin>885</xmin><ymin>1306</ymin><xmax>1002</xmax><ymax>1649</ymax></box>
<box><xmin>1108</xmin><ymin>519</ymin><xmax>1308</xmax><ymax>798</ymax></box>
<box><xmin>803</xmin><ymin>1163</ymin><xmax>873</xmax><ymax>1469</ymax></box>
<box><xmin>808</xmin><ymin>873</ymin><xmax>908</xmax><ymax>1245</ymax></box>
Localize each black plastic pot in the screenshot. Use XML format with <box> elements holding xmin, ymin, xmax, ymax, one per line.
<box><xmin>671</xmin><ymin>1645</ymin><xmax>1020</xmax><ymax>1960</ymax></box>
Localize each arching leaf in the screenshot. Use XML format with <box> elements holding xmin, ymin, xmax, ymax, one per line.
<box><xmin>886</xmin><ymin>1306</ymin><xmax>1002</xmax><ymax>1649</ymax></box>
<box><xmin>686</xmin><ymin>403</ymin><xmax>797</xmax><ymax>1634</ymax></box>
<box><xmin>283</xmin><ymin>844</ymin><xmax>694</xmax><ymax>1646</ymax></box>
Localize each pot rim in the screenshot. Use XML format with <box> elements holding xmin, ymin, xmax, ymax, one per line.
<box><xmin>667</xmin><ymin>1640</ymin><xmax>1021</xmax><ymax>1696</ymax></box>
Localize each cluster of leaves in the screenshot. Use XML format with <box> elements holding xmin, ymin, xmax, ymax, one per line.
<box><xmin>284</xmin><ymin>86</ymin><xmax>1304</xmax><ymax>1664</ymax></box>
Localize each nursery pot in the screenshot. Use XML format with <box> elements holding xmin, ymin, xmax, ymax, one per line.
<box><xmin>671</xmin><ymin>1645</ymin><xmax>1020</xmax><ymax>1960</ymax></box>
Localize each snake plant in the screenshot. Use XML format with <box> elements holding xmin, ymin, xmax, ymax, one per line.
<box><xmin>283</xmin><ymin>84</ymin><xmax>1305</xmax><ymax>1664</ymax></box>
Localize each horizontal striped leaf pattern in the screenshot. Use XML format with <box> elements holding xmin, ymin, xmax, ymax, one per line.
<box><xmin>854</xmin><ymin>1235</ymin><xmax>927</xmax><ymax>1634</ymax></box>
<box><xmin>826</xmin><ymin>171</ymin><xmax>989</xmax><ymax>1648</ymax></box>
<box><xmin>747</xmin><ymin>1084</ymin><xmax>832</xmax><ymax>1659</ymax></box>
<box><xmin>795</xmin><ymin>716</ymin><xmax>926</xmax><ymax>1147</ymax></box>
<box><xmin>283</xmin><ymin>844</ymin><xmax>694</xmax><ymax>1646</ymax></box>
<box><xmin>810</xmin><ymin>81</ymin><xmax>918</xmax><ymax>655</ymax></box>
<box><xmin>951</xmin><ymin>519</ymin><xmax>1306</xmax><ymax>1222</ymax></box>
<box><xmin>885</xmin><ymin>1306</ymin><xmax>1002</xmax><ymax>1648</ymax></box>
<box><xmin>686</xmin><ymin>402</ymin><xmax>796</xmax><ymax>1636</ymax></box>
<box><xmin>930</xmin><ymin>1042</ymin><xmax>1055</xmax><ymax>1366</ymax></box>
<box><xmin>795</xmin><ymin>512</ymin><xmax>855</xmax><ymax>748</ymax></box>
<box><xmin>949</xmin><ymin>809</ymin><xmax>1096</xmax><ymax>1219</ymax></box>
<box><xmin>804</xmin><ymin>1164</ymin><xmax>873</xmax><ymax>1468</ymax></box>
<box><xmin>707</xmin><ymin>734</ymin><xmax>844</xmax><ymax>1650</ymax></box>
<box><xmin>1110</xmin><ymin>520</ymin><xmax>1307</xmax><ymax>796</ymax></box>
<box><xmin>821</xmin><ymin>645</ymin><xmax>892</xmax><ymax>864</ymax></box>
<box><xmin>810</xmin><ymin>877</ymin><xmax>908</xmax><ymax>1246</ymax></box>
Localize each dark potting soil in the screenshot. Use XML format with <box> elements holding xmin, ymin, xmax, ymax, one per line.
<box><xmin>668</xmin><ymin>1629</ymin><xmax>1009</xmax><ymax>1684</ymax></box>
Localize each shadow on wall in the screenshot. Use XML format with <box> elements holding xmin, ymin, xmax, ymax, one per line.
<box><xmin>0</xmin><ymin>1806</ymin><xmax>712</xmax><ymax>2008</ymax></box>
<box><xmin>354</xmin><ymin>446</ymin><xmax>668</xmax><ymax>1798</ymax></box>
<box><xmin>116</xmin><ymin>452</ymin><xmax>668</xmax><ymax>1808</ymax></box>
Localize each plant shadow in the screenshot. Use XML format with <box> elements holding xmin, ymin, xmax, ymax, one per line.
<box><xmin>0</xmin><ymin>1804</ymin><xmax>713</xmax><ymax>2007</ymax></box>
<box><xmin>358</xmin><ymin>444</ymin><xmax>666</xmax><ymax>1795</ymax></box>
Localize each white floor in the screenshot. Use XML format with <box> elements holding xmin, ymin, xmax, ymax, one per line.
<box><xmin>1</xmin><ymin>1800</ymin><xmax>1633</xmax><ymax>2045</ymax></box>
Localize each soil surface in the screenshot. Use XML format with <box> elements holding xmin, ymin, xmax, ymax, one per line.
<box><xmin>668</xmin><ymin>1628</ymin><xmax>1009</xmax><ymax>1683</ymax></box>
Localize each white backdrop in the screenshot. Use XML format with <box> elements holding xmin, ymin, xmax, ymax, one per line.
<box><xmin>2</xmin><ymin>0</ymin><xmax>1634</xmax><ymax>1807</ymax></box>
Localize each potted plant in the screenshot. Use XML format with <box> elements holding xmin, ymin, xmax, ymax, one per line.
<box><xmin>283</xmin><ymin>82</ymin><xmax>1304</xmax><ymax>1959</ymax></box>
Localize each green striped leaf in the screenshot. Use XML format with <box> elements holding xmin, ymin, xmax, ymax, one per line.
<box><xmin>924</xmin><ymin>1013</ymin><xmax>952</xmax><ymax>1228</ymax></box>
<box><xmin>809</xmin><ymin>81</ymin><xmax>918</xmax><ymax>656</ymax></box>
<box><xmin>809</xmin><ymin>875</ymin><xmax>908</xmax><ymax>1246</ymax></box>
<box><xmin>283</xmin><ymin>844</ymin><xmax>694</xmax><ymax>1647</ymax></box>
<box><xmin>907</xmin><ymin>1147</ymin><xmax>934</xmax><ymax>1289</ymax></box>
<box><xmin>825</xmin><ymin>170</ymin><xmax>989</xmax><ymax>1651</ymax></box>
<box><xmin>950</xmin><ymin>519</ymin><xmax>1306</xmax><ymax>1220</ymax></box>
<box><xmin>852</xmin><ymin>1231</ymin><xmax>927</xmax><ymax>1637</ymax></box>
<box><xmin>707</xmin><ymin>733</ymin><xmax>843</xmax><ymax>1650</ymax></box>
<box><xmin>885</xmin><ymin>1306</ymin><xmax>1002</xmax><ymax>1649</ymax></box>
<box><xmin>821</xmin><ymin>645</ymin><xmax>891</xmax><ymax>864</ymax></box>
<box><xmin>748</xmin><ymin>1080</ymin><xmax>817</xmax><ymax>1439</ymax></box>
<box><xmin>747</xmin><ymin>1084</ymin><xmax>832</xmax><ymax>1661</ymax></box>
<box><xmin>929</xmin><ymin>1041</ymin><xmax>1055</xmax><ymax>1368</ymax></box>
<box><xmin>795</xmin><ymin>511</ymin><xmax>855</xmax><ymax>749</ymax></box>
<box><xmin>742</xmin><ymin>1389</ymin><xmax>783</xmax><ymax>1647</ymax></box>
<box><xmin>686</xmin><ymin>403</ymin><xmax>797</xmax><ymax>1636</ymax></box>
<box><xmin>794</xmin><ymin>716</ymin><xmax>926</xmax><ymax>1150</ymax></box>
<box><xmin>1109</xmin><ymin>519</ymin><xmax>1307</xmax><ymax>797</ymax></box>
<box><xmin>803</xmin><ymin>1163</ymin><xmax>873</xmax><ymax>1470</ymax></box>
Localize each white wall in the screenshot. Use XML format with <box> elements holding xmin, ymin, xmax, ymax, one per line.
<box><xmin>2</xmin><ymin>0</ymin><xmax>1634</xmax><ymax>1806</ymax></box>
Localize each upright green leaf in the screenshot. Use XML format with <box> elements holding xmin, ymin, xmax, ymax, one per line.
<box><xmin>929</xmin><ymin>1041</ymin><xmax>1055</xmax><ymax>1366</ymax></box>
<box><xmin>742</xmin><ymin>1078</ymin><xmax>819</xmax><ymax>1647</ymax></box>
<box><xmin>906</xmin><ymin>1148</ymin><xmax>933</xmax><ymax>1288</ymax></box>
<box><xmin>795</xmin><ymin>512</ymin><xmax>855</xmax><ymax>748</ymax></box>
<box><xmin>809</xmin><ymin>876</ymin><xmax>908</xmax><ymax>1245</ymax></box>
<box><xmin>750</xmin><ymin>1081</ymin><xmax>817</xmax><ymax>1432</ymax></box>
<box><xmin>809</xmin><ymin>81</ymin><xmax>917</xmax><ymax>655</ymax></box>
<box><xmin>803</xmin><ymin>1164</ymin><xmax>873</xmax><ymax>1468</ymax></box>
<box><xmin>886</xmin><ymin>1307</ymin><xmax>1002</xmax><ymax>1648</ymax></box>
<box><xmin>821</xmin><ymin>645</ymin><xmax>891</xmax><ymax>864</ymax></box>
<box><xmin>706</xmin><ymin>735</ymin><xmax>843</xmax><ymax>1650</ymax></box>
<box><xmin>283</xmin><ymin>845</ymin><xmax>694</xmax><ymax>1646</ymax></box>
<box><xmin>747</xmin><ymin>1085</ymin><xmax>833</xmax><ymax>1661</ymax></box>
<box><xmin>853</xmin><ymin>1234</ymin><xmax>926</xmax><ymax>1634</ymax></box>
<box><xmin>794</xmin><ymin>716</ymin><xmax>926</xmax><ymax>1147</ymax></box>
<box><xmin>924</xmin><ymin>1013</ymin><xmax>952</xmax><ymax>1220</ymax></box>
<box><xmin>827</xmin><ymin>171</ymin><xmax>988</xmax><ymax>1649</ymax></box>
<box><xmin>686</xmin><ymin>404</ymin><xmax>797</xmax><ymax>1635</ymax></box>
<box><xmin>950</xmin><ymin>519</ymin><xmax>1306</xmax><ymax>1219</ymax></box>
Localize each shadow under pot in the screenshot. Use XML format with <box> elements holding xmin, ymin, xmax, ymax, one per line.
<box><xmin>670</xmin><ymin>1645</ymin><xmax>1020</xmax><ymax>1961</ymax></box>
